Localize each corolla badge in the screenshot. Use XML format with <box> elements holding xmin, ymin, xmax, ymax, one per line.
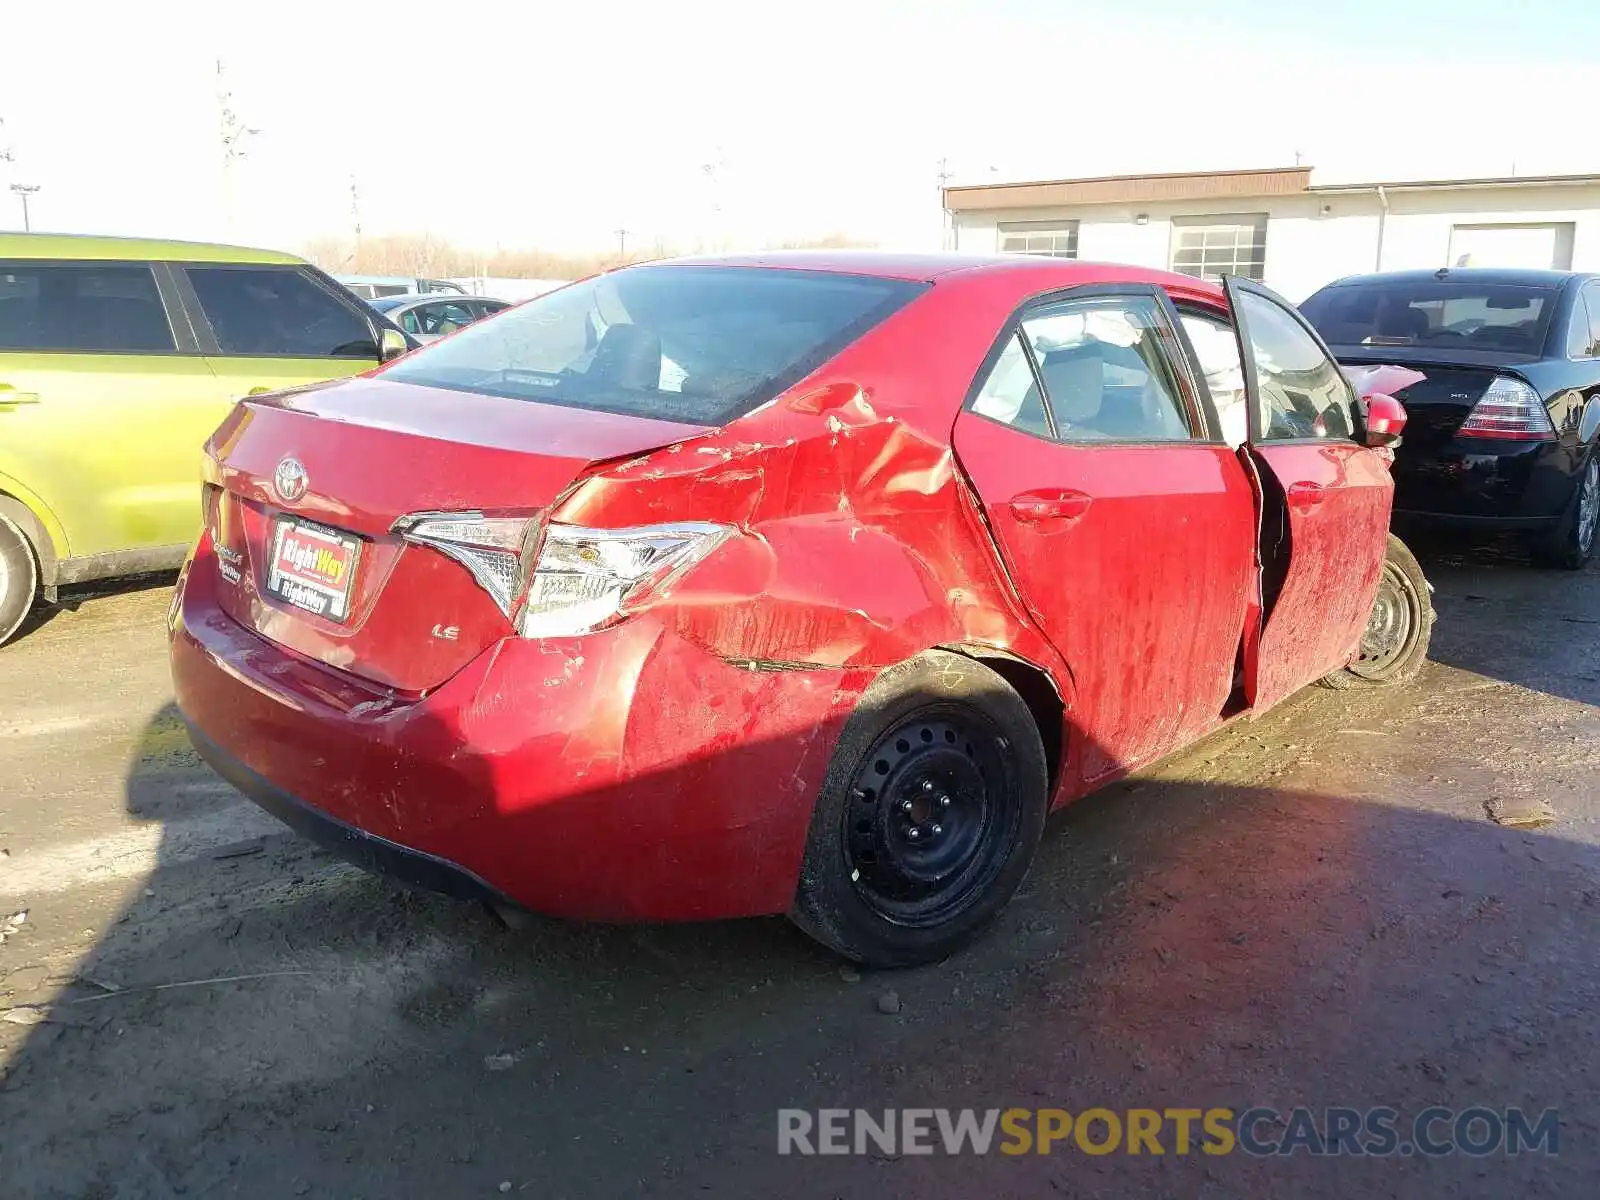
<box><xmin>273</xmin><ymin>456</ymin><xmax>308</xmax><ymax>504</ymax></box>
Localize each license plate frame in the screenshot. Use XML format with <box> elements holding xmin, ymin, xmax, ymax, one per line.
<box><xmin>265</xmin><ymin>517</ymin><xmax>363</xmax><ymax>623</ymax></box>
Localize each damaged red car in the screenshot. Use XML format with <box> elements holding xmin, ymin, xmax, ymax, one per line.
<box><xmin>171</xmin><ymin>252</ymin><xmax>1432</xmax><ymax>967</ymax></box>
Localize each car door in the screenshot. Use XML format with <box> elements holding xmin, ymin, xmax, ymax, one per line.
<box><xmin>0</xmin><ymin>258</ymin><xmax>224</xmax><ymax>561</ymax></box>
<box><xmin>1222</xmin><ymin>277</ymin><xmax>1394</xmax><ymax>711</ymax></box>
<box><xmin>178</xmin><ymin>263</ymin><xmax>383</xmax><ymax>401</ymax></box>
<box><xmin>953</xmin><ymin>285</ymin><xmax>1258</xmax><ymax>789</ymax></box>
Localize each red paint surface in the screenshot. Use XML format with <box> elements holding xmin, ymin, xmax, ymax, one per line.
<box><xmin>955</xmin><ymin>415</ymin><xmax>1256</xmax><ymax>787</ymax></box>
<box><xmin>172</xmin><ymin>252</ymin><xmax>1394</xmax><ymax>923</ymax></box>
<box><xmin>1248</xmin><ymin>441</ymin><xmax>1395</xmax><ymax>709</ymax></box>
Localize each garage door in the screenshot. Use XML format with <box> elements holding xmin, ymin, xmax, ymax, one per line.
<box><xmin>1449</xmin><ymin>223</ymin><xmax>1575</xmax><ymax>270</ymax></box>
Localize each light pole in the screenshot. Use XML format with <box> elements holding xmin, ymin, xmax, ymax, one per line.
<box><xmin>10</xmin><ymin>183</ymin><xmax>38</xmax><ymax>232</ymax></box>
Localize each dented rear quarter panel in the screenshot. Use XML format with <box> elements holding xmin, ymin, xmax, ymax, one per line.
<box><xmin>554</xmin><ymin>273</ymin><xmax>1074</xmax><ymax>684</ymax></box>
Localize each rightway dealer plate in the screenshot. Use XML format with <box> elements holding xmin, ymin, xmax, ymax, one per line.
<box><xmin>265</xmin><ymin>517</ymin><xmax>362</xmax><ymax>622</ymax></box>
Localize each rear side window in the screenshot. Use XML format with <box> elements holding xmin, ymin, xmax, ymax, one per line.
<box><xmin>1572</xmin><ymin>285</ymin><xmax>1600</xmax><ymax>359</ymax></box>
<box><xmin>1019</xmin><ymin>296</ymin><xmax>1195</xmax><ymax>441</ymax></box>
<box><xmin>970</xmin><ymin>293</ymin><xmax>1198</xmax><ymax>442</ymax></box>
<box><xmin>186</xmin><ymin>267</ymin><xmax>377</xmax><ymax>358</ymax></box>
<box><xmin>1301</xmin><ymin>281</ymin><xmax>1554</xmax><ymax>356</ymax></box>
<box><xmin>0</xmin><ymin>262</ymin><xmax>175</xmax><ymax>353</ymax></box>
<box><xmin>381</xmin><ymin>266</ymin><xmax>926</xmax><ymax>424</ymax></box>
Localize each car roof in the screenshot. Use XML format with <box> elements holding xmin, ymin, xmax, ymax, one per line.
<box><xmin>1317</xmin><ymin>266</ymin><xmax>1593</xmax><ymax>290</ymax></box>
<box><xmin>0</xmin><ymin>232</ymin><xmax>304</xmax><ymax>265</ymax></box>
<box><xmin>634</xmin><ymin>249</ymin><xmax>1225</xmax><ymax>298</ymax></box>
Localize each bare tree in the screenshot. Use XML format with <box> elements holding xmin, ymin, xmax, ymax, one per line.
<box><xmin>302</xmin><ymin>233</ymin><xmax>879</xmax><ymax>280</ymax></box>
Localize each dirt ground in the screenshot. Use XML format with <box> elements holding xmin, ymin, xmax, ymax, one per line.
<box><xmin>1</xmin><ymin>538</ymin><xmax>1597</xmax><ymax>1198</ymax></box>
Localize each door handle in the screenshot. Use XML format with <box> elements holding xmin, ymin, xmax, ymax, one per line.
<box><xmin>0</xmin><ymin>389</ymin><xmax>40</xmax><ymax>407</ymax></box>
<box><xmin>1007</xmin><ymin>489</ymin><xmax>1093</xmax><ymax>523</ymax></box>
<box><xmin>1286</xmin><ymin>481</ymin><xmax>1329</xmax><ymax>507</ymax></box>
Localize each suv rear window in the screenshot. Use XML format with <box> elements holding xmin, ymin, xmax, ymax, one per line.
<box><xmin>1301</xmin><ymin>281</ymin><xmax>1555</xmax><ymax>356</ymax></box>
<box><xmin>0</xmin><ymin>262</ymin><xmax>175</xmax><ymax>353</ymax></box>
<box><xmin>380</xmin><ymin>266</ymin><xmax>926</xmax><ymax>424</ymax></box>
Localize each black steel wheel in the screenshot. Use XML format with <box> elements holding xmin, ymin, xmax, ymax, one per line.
<box><xmin>1321</xmin><ymin>534</ymin><xmax>1433</xmax><ymax>690</ymax></box>
<box><xmin>1347</xmin><ymin>559</ymin><xmax>1418</xmax><ymax>681</ymax></box>
<box><xmin>791</xmin><ymin>651</ymin><xmax>1049</xmax><ymax>968</ymax></box>
<box><xmin>844</xmin><ymin>708</ymin><xmax>1018</xmax><ymax>929</ymax></box>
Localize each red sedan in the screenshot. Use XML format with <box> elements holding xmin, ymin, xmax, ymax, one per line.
<box><xmin>171</xmin><ymin>252</ymin><xmax>1432</xmax><ymax>967</ymax></box>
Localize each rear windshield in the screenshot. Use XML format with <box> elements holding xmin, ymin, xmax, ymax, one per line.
<box><xmin>380</xmin><ymin>265</ymin><xmax>926</xmax><ymax>424</ymax></box>
<box><xmin>1300</xmin><ymin>281</ymin><xmax>1555</xmax><ymax>356</ymax></box>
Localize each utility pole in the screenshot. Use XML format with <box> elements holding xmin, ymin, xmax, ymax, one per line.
<box><xmin>216</xmin><ymin>59</ymin><xmax>259</xmax><ymax>238</ymax></box>
<box><xmin>936</xmin><ymin>157</ymin><xmax>954</xmax><ymax>250</ymax></box>
<box><xmin>700</xmin><ymin>148</ymin><xmax>726</xmax><ymax>251</ymax></box>
<box><xmin>10</xmin><ymin>183</ymin><xmax>39</xmax><ymax>232</ymax></box>
<box><xmin>616</xmin><ymin>227</ymin><xmax>630</xmax><ymax>259</ymax></box>
<box><xmin>349</xmin><ymin>176</ymin><xmax>363</xmax><ymax>265</ymax></box>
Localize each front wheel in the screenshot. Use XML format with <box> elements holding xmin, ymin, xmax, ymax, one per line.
<box><xmin>0</xmin><ymin>511</ymin><xmax>40</xmax><ymax>647</ymax></box>
<box><xmin>1530</xmin><ymin>451</ymin><xmax>1599</xmax><ymax>571</ymax></box>
<box><xmin>1319</xmin><ymin>534</ymin><xmax>1433</xmax><ymax>690</ymax></box>
<box><xmin>790</xmin><ymin>651</ymin><xmax>1049</xmax><ymax>968</ymax></box>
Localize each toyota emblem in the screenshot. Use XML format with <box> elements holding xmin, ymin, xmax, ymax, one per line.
<box><xmin>273</xmin><ymin>456</ymin><xmax>308</xmax><ymax>504</ymax></box>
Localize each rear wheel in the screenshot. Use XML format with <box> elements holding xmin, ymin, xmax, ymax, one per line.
<box><xmin>1319</xmin><ymin>534</ymin><xmax>1433</xmax><ymax>690</ymax></box>
<box><xmin>1530</xmin><ymin>451</ymin><xmax>1599</xmax><ymax>571</ymax></box>
<box><xmin>0</xmin><ymin>511</ymin><xmax>40</xmax><ymax>647</ymax></box>
<box><xmin>790</xmin><ymin>650</ymin><xmax>1049</xmax><ymax>968</ymax></box>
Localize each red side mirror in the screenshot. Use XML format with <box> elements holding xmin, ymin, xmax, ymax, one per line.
<box><xmin>1362</xmin><ymin>393</ymin><xmax>1407</xmax><ymax>448</ymax></box>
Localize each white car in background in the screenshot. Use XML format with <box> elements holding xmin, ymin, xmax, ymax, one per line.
<box><xmin>366</xmin><ymin>293</ymin><xmax>512</xmax><ymax>343</ymax></box>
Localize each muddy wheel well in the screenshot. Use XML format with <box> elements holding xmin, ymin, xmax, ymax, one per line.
<box><xmin>939</xmin><ymin>645</ymin><xmax>1065</xmax><ymax>793</ymax></box>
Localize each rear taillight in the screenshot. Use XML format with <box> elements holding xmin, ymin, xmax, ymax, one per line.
<box><xmin>517</xmin><ymin>522</ymin><xmax>729</xmax><ymax>638</ymax></box>
<box><xmin>393</xmin><ymin>512</ymin><xmax>538</xmax><ymax>618</ymax></box>
<box><xmin>1457</xmin><ymin>377</ymin><xmax>1555</xmax><ymax>441</ymax></box>
<box><xmin>394</xmin><ymin>512</ymin><xmax>730</xmax><ymax>638</ymax></box>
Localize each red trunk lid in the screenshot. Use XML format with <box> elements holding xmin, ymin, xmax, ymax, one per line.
<box><xmin>205</xmin><ymin>377</ymin><xmax>708</xmax><ymax>693</ymax></box>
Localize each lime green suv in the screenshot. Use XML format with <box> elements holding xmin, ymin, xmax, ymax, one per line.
<box><xmin>0</xmin><ymin>234</ymin><xmax>410</xmax><ymax>643</ymax></box>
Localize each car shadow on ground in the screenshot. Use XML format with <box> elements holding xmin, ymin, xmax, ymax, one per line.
<box><xmin>12</xmin><ymin>570</ymin><xmax>181</xmax><ymax>644</ymax></box>
<box><xmin>2</xmin><ymin>670</ymin><xmax>1596</xmax><ymax>1199</ymax></box>
<box><xmin>1402</xmin><ymin>527</ymin><xmax>1600</xmax><ymax>707</ymax></box>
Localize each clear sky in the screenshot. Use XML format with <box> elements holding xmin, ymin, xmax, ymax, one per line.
<box><xmin>2</xmin><ymin>0</ymin><xmax>1595</xmax><ymax>255</ymax></box>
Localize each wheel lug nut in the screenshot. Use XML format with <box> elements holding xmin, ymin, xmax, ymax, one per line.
<box><xmin>939</xmin><ymin>795</ymin><xmax>951</xmax><ymax>808</ymax></box>
<box><xmin>931</xmin><ymin>823</ymin><xmax>943</xmax><ymax>836</ymax></box>
<box><xmin>900</xmin><ymin>799</ymin><xmax>914</xmax><ymax>812</ymax></box>
<box><xmin>907</xmin><ymin>827</ymin><xmax>921</xmax><ymax>841</ymax></box>
<box><xmin>921</xmin><ymin>779</ymin><xmax>935</xmax><ymax>793</ymax></box>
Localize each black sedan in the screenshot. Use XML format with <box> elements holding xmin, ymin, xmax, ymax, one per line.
<box><xmin>1301</xmin><ymin>267</ymin><xmax>1600</xmax><ymax>568</ymax></box>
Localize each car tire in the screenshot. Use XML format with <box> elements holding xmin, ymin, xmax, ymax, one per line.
<box><xmin>1530</xmin><ymin>450</ymin><xmax>1599</xmax><ymax>571</ymax></box>
<box><xmin>0</xmin><ymin>510</ymin><xmax>40</xmax><ymax>647</ymax></box>
<box><xmin>1319</xmin><ymin>534</ymin><xmax>1433</xmax><ymax>690</ymax></box>
<box><xmin>789</xmin><ymin>650</ymin><xmax>1049</xmax><ymax>968</ymax></box>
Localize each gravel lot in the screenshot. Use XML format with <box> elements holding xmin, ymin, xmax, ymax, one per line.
<box><xmin>2</xmin><ymin>540</ymin><xmax>1597</xmax><ymax>1198</ymax></box>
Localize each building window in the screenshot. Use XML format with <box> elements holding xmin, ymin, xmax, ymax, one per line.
<box><xmin>1169</xmin><ymin>215</ymin><xmax>1267</xmax><ymax>282</ymax></box>
<box><xmin>998</xmin><ymin>221</ymin><xmax>1080</xmax><ymax>258</ymax></box>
